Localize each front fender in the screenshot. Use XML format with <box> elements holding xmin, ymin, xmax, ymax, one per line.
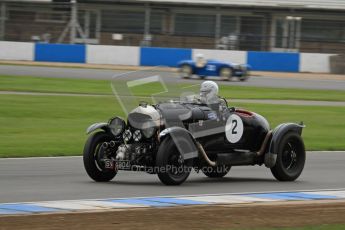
<box><xmin>86</xmin><ymin>122</ymin><xmax>109</xmax><ymax>134</ymax></box>
<box><xmin>265</xmin><ymin>123</ymin><xmax>305</xmax><ymax>168</ymax></box>
<box><xmin>159</xmin><ymin>127</ymin><xmax>199</xmax><ymax>160</ymax></box>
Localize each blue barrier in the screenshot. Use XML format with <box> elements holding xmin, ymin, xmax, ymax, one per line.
<box><xmin>247</xmin><ymin>51</ymin><xmax>300</xmax><ymax>72</ymax></box>
<box><xmin>34</xmin><ymin>43</ymin><xmax>86</xmax><ymax>63</ymax></box>
<box><xmin>140</xmin><ymin>47</ymin><xmax>192</xmax><ymax>67</ymax></box>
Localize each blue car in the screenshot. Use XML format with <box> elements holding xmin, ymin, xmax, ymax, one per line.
<box><xmin>178</xmin><ymin>55</ymin><xmax>250</xmax><ymax>81</ymax></box>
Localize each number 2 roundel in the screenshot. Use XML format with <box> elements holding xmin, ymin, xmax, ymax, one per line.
<box><xmin>225</xmin><ymin>114</ymin><xmax>244</xmax><ymax>143</ymax></box>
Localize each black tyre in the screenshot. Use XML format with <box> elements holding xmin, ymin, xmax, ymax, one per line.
<box><xmin>83</xmin><ymin>132</ymin><xmax>117</xmax><ymax>182</ymax></box>
<box><xmin>270</xmin><ymin>132</ymin><xmax>306</xmax><ymax>181</ymax></box>
<box><xmin>179</xmin><ymin>64</ymin><xmax>193</xmax><ymax>79</ymax></box>
<box><xmin>201</xmin><ymin>165</ymin><xmax>231</xmax><ymax>178</ymax></box>
<box><xmin>239</xmin><ymin>75</ymin><xmax>249</xmax><ymax>81</ymax></box>
<box><xmin>219</xmin><ymin>67</ymin><xmax>233</xmax><ymax>81</ymax></box>
<box><xmin>156</xmin><ymin>137</ymin><xmax>191</xmax><ymax>185</ymax></box>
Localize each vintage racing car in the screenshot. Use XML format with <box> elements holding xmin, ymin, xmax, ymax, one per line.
<box><xmin>83</xmin><ymin>80</ymin><xmax>305</xmax><ymax>185</ymax></box>
<box><xmin>178</xmin><ymin>54</ymin><xmax>250</xmax><ymax>81</ymax></box>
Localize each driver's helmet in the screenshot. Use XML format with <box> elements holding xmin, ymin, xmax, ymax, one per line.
<box><xmin>195</xmin><ymin>53</ymin><xmax>206</xmax><ymax>68</ymax></box>
<box><xmin>200</xmin><ymin>81</ymin><xmax>219</xmax><ymax>104</ymax></box>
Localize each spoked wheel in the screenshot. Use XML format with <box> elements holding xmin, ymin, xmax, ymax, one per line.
<box><xmin>202</xmin><ymin>165</ymin><xmax>231</xmax><ymax>178</ymax></box>
<box><xmin>179</xmin><ymin>64</ymin><xmax>192</xmax><ymax>79</ymax></box>
<box><xmin>270</xmin><ymin>132</ymin><xmax>306</xmax><ymax>181</ymax></box>
<box><xmin>83</xmin><ymin>132</ymin><xmax>117</xmax><ymax>182</ymax></box>
<box><xmin>219</xmin><ymin>67</ymin><xmax>233</xmax><ymax>81</ymax></box>
<box><xmin>156</xmin><ymin>137</ymin><xmax>191</xmax><ymax>185</ymax></box>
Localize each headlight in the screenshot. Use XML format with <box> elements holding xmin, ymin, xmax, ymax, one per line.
<box><xmin>123</xmin><ymin>129</ymin><xmax>132</xmax><ymax>142</ymax></box>
<box><xmin>133</xmin><ymin>130</ymin><xmax>142</xmax><ymax>142</ymax></box>
<box><xmin>142</xmin><ymin>127</ymin><xmax>156</xmax><ymax>138</ymax></box>
<box><xmin>109</xmin><ymin>117</ymin><xmax>125</xmax><ymax>137</ymax></box>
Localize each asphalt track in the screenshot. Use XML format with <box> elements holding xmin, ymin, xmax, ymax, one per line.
<box><xmin>0</xmin><ymin>152</ymin><xmax>344</xmax><ymax>203</ymax></box>
<box><xmin>1</xmin><ymin>65</ymin><xmax>345</xmax><ymax>90</ymax></box>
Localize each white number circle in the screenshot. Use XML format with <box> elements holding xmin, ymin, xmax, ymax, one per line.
<box><xmin>225</xmin><ymin>114</ymin><xmax>244</xmax><ymax>143</ymax></box>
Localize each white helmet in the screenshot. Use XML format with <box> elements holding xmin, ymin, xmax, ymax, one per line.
<box><xmin>200</xmin><ymin>81</ymin><xmax>219</xmax><ymax>104</ymax></box>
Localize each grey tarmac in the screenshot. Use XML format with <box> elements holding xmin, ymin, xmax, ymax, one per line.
<box><xmin>1</xmin><ymin>65</ymin><xmax>345</xmax><ymax>90</ymax></box>
<box><xmin>0</xmin><ymin>151</ymin><xmax>344</xmax><ymax>203</ymax></box>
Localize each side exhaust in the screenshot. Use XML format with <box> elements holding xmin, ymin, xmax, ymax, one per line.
<box><xmin>196</xmin><ymin>131</ymin><xmax>272</xmax><ymax>166</ymax></box>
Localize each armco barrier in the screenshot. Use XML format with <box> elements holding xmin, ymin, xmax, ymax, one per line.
<box><xmin>87</xmin><ymin>45</ymin><xmax>139</xmax><ymax>66</ymax></box>
<box><xmin>247</xmin><ymin>51</ymin><xmax>300</xmax><ymax>72</ymax></box>
<box><xmin>140</xmin><ymin>47</ymin><xmax>192</xmax><ymax>67</ymax></box>
<box><xmin>193</xmin><ymin>49</ymin><xmax>247</xmax><ymax>65</ymax></box>
<box><xmin>34</xmin><ymin>43</ymin><xmax>86</xmax><ymax>63</ymax></box>
<box><xmin>0</xmin><ymin>41</ymin><xmax>34</xmax><ymax>61</ymax></box>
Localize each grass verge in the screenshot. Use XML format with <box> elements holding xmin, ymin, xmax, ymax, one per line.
<box><xmin>0</xmin><ymin>94</ymin><xmax>344</xmax><ymax>157</ymax></box>
<box><xmin>0</xmin><ymin>75</ymin><xmax>344</xmax><ymax>101</ymax></box>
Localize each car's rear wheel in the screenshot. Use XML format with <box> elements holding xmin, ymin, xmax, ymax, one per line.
<box><xmin>219</xmin><ymin>67</ymin><xmax>233</xmax><ymax>81</ymax></box>
<box><xmin>202</xmin><ymin>165</ymin><xmax>231</xmax><ymax>178</ymax></box>
<box><xmin>83</xmin><ymin>132</ymin><xmax>117</xmax><ymax>182</ymax></box>
<box><xmin>180</xmin><ymin>64</ymin><xmax>193</xmax><ymax>79</ymax></box>
<box><xmin>270</xmin><ymin>132</ymin><xmax>306</xmax><ymax>181</ymax></box>
<box><xmin>156</xmin><ymin>137</ymin><xmax>191</xmax><ymax>185</ymax></box>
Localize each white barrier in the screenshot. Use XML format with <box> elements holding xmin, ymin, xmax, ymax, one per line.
<box><xmin>86</xmin><ymin>45</ymin><xmax>139</xmax><ymax>66</ymax></box>
<box><xmin>300</xmin><ymin>53</ymin><xmax>334</xmax><ymax>73</ymax></box>
<box><xmin>192</xmin><ymin>49</ymin><xmax>247</xmax><ymax>65</ymax></box>
<box><xmin>0</xmin><ymin>41</ymin><xmax>34</xmax><ymax>61</ymax></box>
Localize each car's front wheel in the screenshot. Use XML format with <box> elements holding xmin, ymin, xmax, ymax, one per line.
<box><xmin>179</xmin><ymin>64</ymin><xmax>193</xmax><ymax>79</ymax></box>
<box><xmin>156</xmin><ymin>137</ymin><xmax>191</xmax><ymax>185</ymax></box>
<box><xmin>219</xmin><ymin>67</ymin><xmax>233</xmax><ymax>81</ymax></box>
<box><xmin>270</xmin><ymin>132</ymin><xmax>306</xmax><ymax>181</ymax></box>
<box><xmin>83</xmin><ymin>132</ymin><xmax>117</xmax><ymax>182</ymax></box>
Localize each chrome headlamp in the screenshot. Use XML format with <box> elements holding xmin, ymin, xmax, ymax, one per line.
<box><xmin>108</xmin><ymin>117</ymin><xmax>125</xmax><ymax>137</ymax></box>
<box><xmin>142</xmin><ymin>127</ymin><xmax>156</xmax><ymax>138</ymax></box>
<box><xmin>133</xmin><ymin>130</ymin><xmax>142</xmax><ymax>142</ymax></box>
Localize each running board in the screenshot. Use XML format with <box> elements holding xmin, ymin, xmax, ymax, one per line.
<box><xmin>216</xmin><ymin>152</ymin><xmax>257</xmax><ymax>166</ymax></box>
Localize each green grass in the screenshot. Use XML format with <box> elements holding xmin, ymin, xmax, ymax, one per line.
<box><xmin>0</xmin><ymin>75</ymin><xmax>344</xmax><ymax>101</ymax></box>
<box><xmin>0</xmin><ymin>94</ymin><xmax>344</xmax><ymax>157</ymax></box>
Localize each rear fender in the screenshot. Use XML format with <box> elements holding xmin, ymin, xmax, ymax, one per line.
<box><xmin>159</xmin><ymin>127</ymin><xmax>199</xmax><ymax>160</ymax></box>
<box><xmin>265</xmin><ymin>123</ymin><xmax>305</xmax><ymax>168</ymax></box>
<box><xmin>86</xmin><ymin>122</ymin><xmax>109</xmax><ymax>135</ymax></box>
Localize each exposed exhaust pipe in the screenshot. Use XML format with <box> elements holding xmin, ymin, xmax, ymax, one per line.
<box><xmin>196</xmin><ymin>131</ymin><xmax>272</xmax><ymax>167</ymax></box>
<box><xmin>196</xmin><ymin>142</ymin><xmax>216</xmax><ymax>167</ymax></box>
<box><xmin>257</xmin><ymin>131</ymin><xmax>272</xmax><ymax>156</ymax></box>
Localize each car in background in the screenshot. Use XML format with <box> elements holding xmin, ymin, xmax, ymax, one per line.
<box><xmin>178</xmin><ymin>54</ymin><xmax>250</xmax><ymax>81</ymax></box>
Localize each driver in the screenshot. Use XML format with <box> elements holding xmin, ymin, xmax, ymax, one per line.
<box><xmin>200</xmin><ymin>80</ymin><xmax>219</xmax><ymax>105</ymax></box>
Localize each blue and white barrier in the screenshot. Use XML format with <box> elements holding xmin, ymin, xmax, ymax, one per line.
<box><xmin>87</xmin><ymin>45</ymin><xmax>140</xmax><ymax>66</ymax></box>
<box><xmin>35</xmin><ymin>43</ymin><xmax>86</xmax><ymax>63</ymax></box>
<box><xmin>0</xmin><ymin>41</ymin><xmax>335</xmax><ymax>73</ymax></box>
<box><xmin>247</xmin><ymin>51</ymin><xmax>300</xmax><ymax>72</ymax></box>
<box><xmin>0</xmin><ymin>41</ymin><xmax>34</xmax><ymax>61</ymax></box>
<box><xmin>0</xmin><ymin>189</ymin><xmax>344</xmax><ymax>215</ymax></box>
<box><xmin>140</xmin><ymin>47</ymin><xmax>192</xmax><ymax>67</ymax></box>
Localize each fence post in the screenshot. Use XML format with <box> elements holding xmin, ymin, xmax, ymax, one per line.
<box><xmin>0</xmin><ymin>2</ymin><xmax>5</xmax><ymax>41</ymax></box>
<box><xmin>70</xmin><ymin>0</ymin><xmax>78</xmax><ymax>44</ymax></box>
<box><xmin>215</xmin><ymin>8</ymin><xmax>221</xmax><ymax>49</ymax></box>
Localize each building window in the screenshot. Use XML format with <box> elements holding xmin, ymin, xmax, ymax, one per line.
<box><xmin>151</xmin><ymin>12</ymin><xmax>163</xmax><ymax>34</ymax></box>
<box><xmin>174</xmin><ymin>13</ymin><xmax>215</xmax><ymax>37</ymax></box>
<box><xmin>301</xmin><ymin>19</ymin><xmax>345</xmax><ymax>42</ymax></box>
<box><xmin>101</xmin><ymin>10</ymin><xmax>145</xmax><ymax>33</ymax></box>
<box><xmin>220</xmin><ymin>16</ymin><xmax>237</xmax><ymax>36</ymax></box>
<box><xmin>35</xmin><ymin>11</ymin><xmax>68</xmax><ymax>23</ymax></box>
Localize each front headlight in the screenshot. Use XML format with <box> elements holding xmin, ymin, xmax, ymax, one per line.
<box><xmin>142</xmin><ymin>127</ymin><xmax>156</xmax><ymax>138</ymax></box>
<box><xmin>109</xmin><ymin>117</ymin><xmax>125</xmax><ymax>136</ymax></box>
